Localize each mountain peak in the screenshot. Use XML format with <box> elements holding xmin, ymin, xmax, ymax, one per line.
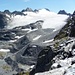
<box><xmin>22</xmin><ymin>7</ymin><xmax>33</xmax><ymax>12</ymax></box>
<box><xmin>45</xmin><ymin>8</ymin><xmax>50</xmax><ymax>11</ymax></box>
<box><xmin>3</xmin><ymin>10</ymin><xmax>11</xmax><ymax>15</ymax></box>
<box><xmin>58</xmin><ymin>10</ymin><xmax>71</xmax><ymax>15</ymax></box>
<box><xmin>12</xmin><ymin>11</ymin><xmax>26</xmax><ymax>16</ymax></box>
<box><xmin>73</xmin><ymin>11</ymin><xmax>75</xmax><ymax>15</ymax></box>
<box><xmin>58</xmin><ymin>10</ymin><xmax>67</xmax><ymax>15</ymax></box>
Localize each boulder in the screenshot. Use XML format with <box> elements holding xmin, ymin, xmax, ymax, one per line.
<box><xmin>30</xmin><ymin>46</ymin><xmax>57</xmax><ymax>75</ymax></box>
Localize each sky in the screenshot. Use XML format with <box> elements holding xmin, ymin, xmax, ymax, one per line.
<box><xmin>0</xmin><ymin>0</ymin><xmax>75</xmax><ymax>13</ymax></box>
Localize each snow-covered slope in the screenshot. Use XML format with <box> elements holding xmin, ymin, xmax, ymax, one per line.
<box><xmin>7</xmin><ymin>9</ymin><xmax>69</xmax><ymax>30</ymax></box>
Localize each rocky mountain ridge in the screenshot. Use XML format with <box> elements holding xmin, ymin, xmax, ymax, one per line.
<box><xmin>58</xmin><ymin>10</ymin><xmax>71</xmax><ymax>15</ymax></box>
<box><xmin>0</xmin><ymin>8</ymin><xmax>70</xmax><ymax>29</ymax></box>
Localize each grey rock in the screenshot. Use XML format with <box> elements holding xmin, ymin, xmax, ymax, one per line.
<box><xmin>0</xmin><ymin>13</ymin><xmax>8</xmax><ymax>28</ymax></box>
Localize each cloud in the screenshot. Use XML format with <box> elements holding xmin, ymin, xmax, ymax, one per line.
<box><xmin>23</xmin><ymin>0</ymin><xmax>30</xmax><ymax>2</ymax></box>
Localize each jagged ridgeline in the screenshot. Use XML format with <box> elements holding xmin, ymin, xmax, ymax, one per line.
<box><xmin>0</xmin><ymin>12</ymin><xmax>8</xmax><ymax>28</ymax></box>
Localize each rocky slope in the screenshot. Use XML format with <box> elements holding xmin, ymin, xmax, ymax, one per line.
<box><xmin>0</xmin><ymin>8</ymin><xmax>73</xmax><ymax>75</ymax></box>
<box><xmin>34</xmin><ymin>11</ymin><xmax>75</xmax><ymax>75</ymax></box>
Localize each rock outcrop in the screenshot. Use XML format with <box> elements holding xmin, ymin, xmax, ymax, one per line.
<box><xmin>0</xmin><ymin>13</ymin><xmax>8</xmax><ymax>28</ymax></box>
<box><xmin>58</xmin><ymin>10</ymin><xmax>71</xmax><ymax>15</ymax></box>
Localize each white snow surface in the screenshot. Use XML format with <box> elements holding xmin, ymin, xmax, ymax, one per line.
<box><xmin>8</xmin><ymin>40</ymin><xmax>17</xmax><ymax>42</ymax></box>
<box><xmin>33</xmin><ymin>35</ymin><xmax>42</xmax><ymax>41</ymax></box>
<box><xmin>0</xmin><ymin>49</ymin><xmax>10</xmax><ymax>52</ymax></box>
<box><xmin>65</xmin><ymin>64</ymin><xmax>75</xmax><ymax>75</ymax></box>
<box><xmin>7</xmin><ymin>9</ymin><xmax>69</xmax><ymax>30</ymax></box>
<box><xmin>43</xmin><ymin>39</ymin><xmax>54</xmax><ymax>43</ymax></box>
<box><xmin>15</xmin><ymin>35</ymin><xmax>24</xmax><ymax>39</ymax></box>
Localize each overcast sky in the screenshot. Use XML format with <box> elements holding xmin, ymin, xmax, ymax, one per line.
<box><xmin>0</xmin><ymin>0</ymin><xmax>75</xmax><ymax>13</ymax></box>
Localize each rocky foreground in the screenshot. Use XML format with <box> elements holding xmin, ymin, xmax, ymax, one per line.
<box><xmin>0</xmin><ymin>9</ymin><xmax>75</xmax><ymax>75</ymax></box>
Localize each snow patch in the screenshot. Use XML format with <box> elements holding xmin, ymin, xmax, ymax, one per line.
<box><xmin>43</xmin><ymin>39</ymin><xmax>54</xmax><ymax>43</ymax></box>
<box><xmin>30</xmin><ymin>65</ymin><xmax>35</xmax><ymax>69</ymax></box>
<box><xmin>33</xmin><ymin>35</ymin><xmax>42</xmax><ymax>41</ymax></box>
<box><xmin>27</xmin><ymin>28</ymin><xmax>38</xmax><ymax>33</ymax></box>
<box><xmin>58</xmin><ymin>58</ymin><xmax>72</xmax><ymax>67</ymax></box>
<box><xmin>52</xmin><ymin>63</ymin><xmax>58</xmax><ymax>68</ymax></box>
<box><xmin>15</xmin><ymin>35</ymin><xmax>24</xmax><ymax>39</ymax></box>
<box><xmin>0</xmin><ymin>49</ymin><xmax>10</xmax><ymax>52</ymax></box>
<box><xmin>32</xmin><ymin>45</ymin><xmax>37</xmax><ymax>47</ymax></box>
<box><xmin>8</xmin><ymin>40</ymin><xmax>16</xmax><ymax>42</ymax></box>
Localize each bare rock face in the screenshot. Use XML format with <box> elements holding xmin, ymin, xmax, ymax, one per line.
<box><xmin>58</xmin><ymin>10</ymin><xmax>71</xmax><ymax>15</ymax></box>
<box><xmin>58</xmin><ymin>10</ymin><xmax>67</xmax><ymax>15</ymax></box>
<box><xmin>69</xmin><ymin>11</ymin><xmax>75</xmax><ymax>37</ymax></box>
<box><xmin>12</xmin><ymin>11</ymin><xmax>26</xmax><ymax>16</ymax></box>
<box><xmin>29</xmin><ymin>46</ymin><xmax>57</xmax><ymax>75</ymax></box>
<box><xmin>0</xmin><ymin>13</ymin><xmax>8</xmax><ymax>29</ymax></box>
